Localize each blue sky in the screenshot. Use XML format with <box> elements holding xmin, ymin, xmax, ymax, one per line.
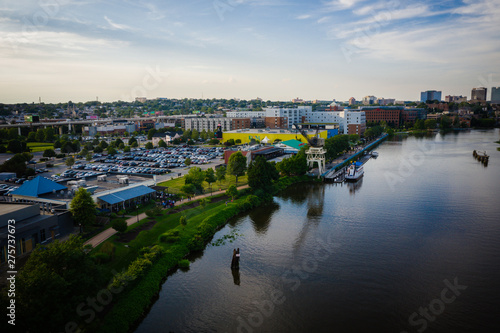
<box><xmin>1</xmin><ymin>0</ymin><xmax>499</xmax><ymax>103</ymax></box>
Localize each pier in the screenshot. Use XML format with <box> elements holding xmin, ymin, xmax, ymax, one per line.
<box><xmin>322</xmin><ymin>134</ymin><xmax>388</xmax><ymax>181</ymax></box>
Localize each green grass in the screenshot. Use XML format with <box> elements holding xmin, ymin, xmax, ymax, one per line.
<box><xmin>158</xmin><ymin>173</ymin><xmax>248</xmax><ymax>195</ymax></box>
<box><xmin>27</xmin><ymin>142</ymin><xmax>54</xmax><ymax>152</ymax></box>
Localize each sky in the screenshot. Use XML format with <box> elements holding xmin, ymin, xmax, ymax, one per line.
<box><xmin>1</xmin><ymin>0</ymin><xmax>499</xmax><ymax>103</ymax></box>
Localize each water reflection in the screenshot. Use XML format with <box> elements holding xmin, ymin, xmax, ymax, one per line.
<box><xmin>307</xmin><ymin>183</ymin><xmax>325</xmax><ymax>217</ymax></box>
<box><xmin>248</xmin><ymin>201</ymin><xmax>280</xmax><ymax>234</ymax></box>
<box><xmin>347</xmin><ymin>178</ymin><xmax>363</xmax><ymax>195</ymax></box>
<box><xmin>231</xmin><ymin>268</ymin><xmax>240</xmax><ymax>286</ymax></box>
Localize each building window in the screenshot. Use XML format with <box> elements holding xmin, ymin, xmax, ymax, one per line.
<box><xmin>41</xmin><ymin>229</ymin><xmax>46</xmax><ymax>242</ymax></box>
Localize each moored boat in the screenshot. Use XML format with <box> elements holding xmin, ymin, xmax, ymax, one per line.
<box><xmin>345</xmin><ymin>162</ymin><xmax>364</xmax><ymax>182</ymax></box>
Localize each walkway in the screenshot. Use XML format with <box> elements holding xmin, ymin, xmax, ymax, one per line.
<box><xmin>84</xmin><ymin>184</ymin><xmax>249</xmax><ymax>248</ymax></box>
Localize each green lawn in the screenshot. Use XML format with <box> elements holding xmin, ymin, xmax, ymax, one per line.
<box><xmin>158</xmin><ymin>172</ymin><xmax>248</xmax><ymax>195</ymax></box>
<box><xmin>27</xmin><ymin>142</ymin><xmax>54</xmax><ymax>152</ymax></box>
<box><xmin>93</xmin><ymin>197</ymin><xmax>231</xmax><ymax>273</ymax></box>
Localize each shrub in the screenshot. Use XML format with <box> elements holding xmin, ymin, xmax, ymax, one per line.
<box><xmin>117</xmin><ymin>210</ymin><xmax>126</xmax><ymax>217</ymax></box>
<box><xmin>100</xmin><ymin>242</ymin><xmax>115</xmax><ymax>256</ymax></box>
<box><xmin>93</xmin><ymin>252</ymin><xmax>111</xmax><ymax>264</ymax></box>
<box><xmin>158</xmin><ymin>232</ymin><xmax>180</xmax><ymax>243</ymax></box>
<box><xmin>111</xmin><ymin>219</ymin><xmax>127</xmax><ymax>233</ymax></box>
<box><xmin>178</xmin><ymin>259</ymin><xmax>190</xmax><ymax>268</ymax></box>
<box><xmin>46</xmin><ymin>163</ymin><xmax>54</xmax><ymax>167</ymax></box>
<box><xmin>110</xmin><ymin>212</ymin><xmax>117</xmax><ymax>219</ymax></box>
<box><xmin>187</xmin><ymin>235</ymin><xmax>204</xmax><ymax>251</ymax></box>
<box><xmin>145</xmin><ymin>209</ymin><xmax>155</xmax><ymax>218</ymax></box>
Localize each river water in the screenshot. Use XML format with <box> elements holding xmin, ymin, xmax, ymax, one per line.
<box><xmin>135</xmin><ymin>129</ymin><xmax>500</xmax><ymax>333</ymax></box>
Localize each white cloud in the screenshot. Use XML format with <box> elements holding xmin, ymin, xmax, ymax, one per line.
<box><xmin>296</xmin><ymin>14</ymin><xmax>311</xmax><ymax>20</ymax></box>
<box><xmin>324</xmin><ymin>0</ymin><xmax>366</xmax><ymax>12</ymax></box>
<box><xmin>104</xmin><ymin>16</ymin><xmax>134</xmax><ymax>31</ymax></box>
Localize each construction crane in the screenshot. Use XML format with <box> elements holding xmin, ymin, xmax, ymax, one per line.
<box><xmin>293</xmin><ymin>124</ymin><xmax>326</xmax><ymax>177</ymax></box>
<box><xmin>293</xmin><ymin>124</ymin><xmax>325</xmax><ymax>147</ymax></box>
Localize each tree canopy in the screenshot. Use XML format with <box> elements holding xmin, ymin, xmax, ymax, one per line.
<box><xmin>184</xmin><ymin>166</ymin><xmax>205</xmax><ymax>193</ymax></box>
<box><xmin>247</xmin><ymin>156</ymin><xmax>279</xmax><ymax>192</ymax></box>
<box><xmin>227</xmin><ymin>151</ymin><xmax>247</xmax><ymax>184</ymax></box>
<box><xmin>70</xmin><ymin>187</ymin><xmax>96</xmax><ymax>226</ymax></box>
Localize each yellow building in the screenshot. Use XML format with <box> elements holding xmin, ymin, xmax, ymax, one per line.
<box><xmin>222</xmin><ymin>129</ymin><xmax>328</xmax><ymax>145</ymax></box>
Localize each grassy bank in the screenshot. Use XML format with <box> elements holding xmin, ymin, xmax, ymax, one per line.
<box><xmin>90</xmin><ymin>176</ymin><xmax>309</xmax><ymax>333</ymax></box>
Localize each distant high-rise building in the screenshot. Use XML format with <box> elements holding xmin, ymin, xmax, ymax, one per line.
<box><xmin>445</xmin><ymin>95</ymin><xmax>467</xmax><ymax>103</ymax></box>
<box><xmin>490</xmin><ymin>87</ymin><xmax>500</xmax><ymax>104</ymax></box>
<box><xmin>420</xmin><ymin>90</ymin><xmax>442</xmax><ymax>103</ymax></box>
<box><xmin>349</xmin><ymin>97</ymin><xmax>356</xmax><ymax>105</ymax></box>
<box><xmin>362</xmin><ymin>96</ymin><xmax>376</xmax><ymax>105</ymax></box>
<box><xmin>471</xmin><ymin>87</ymin><xmax>487</xmax><ymax>102</ymax></box>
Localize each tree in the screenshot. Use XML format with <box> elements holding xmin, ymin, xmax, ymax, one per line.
<box><xmin>70</xmin><ymin>187</ymin><xmax>96</xmax><ymax>227</ymax></box>
<box><xmin>247</xmin><ymin>156</ymin><xmax>279</xmax><ymax>192</ymax></box>
<box><xmin>99</xmin><ymin>140</ymin><xmax>108</xmax><ymax>149</ymax></box>
<box><xmin>107</xmin><ymin>146</ymin><xmax>117</xmax><ymax>155</ymax></box>
<box><xmin>35</xmin><ymin>128</ymin><xmax>45</xmax><ymax>142</ymax></box>
<box><xmin>226</xmin><ymin>184</ymin><xmax>238</xmax><ymax>200</ymax></box>
<box><xmin>147</xmin><ymin>128</ymin><xmax>157</xmax><ymax>140</ymax></box>
<box><xmin>27</xmin><ymin>131</ymin><xmax>37</xmax><ymax>142</ymax></box>
<box><xmin>158</xmin><ymin>139</ymin><xmax>167</xmax><ymax>148</ymax></box>
<box><xmin>0</xmin><ymin>153</ymin><xmax>31</xmax><ymax>176</ymax></box>
<box><xmin>184</xmin><ymin>166</ymin><xmax>205</xmax><ymax>193</ymax></box>
<box><xmin>181</xmin><ymin>183</ymin><xmax>197</xmax><ymax>198</ymax></box>
<box><xmin>94</xmin><ymin>145</ymin><xmax>103</xmax><ymax>153</ymax></box>
<box><xmin>216</xmin><ymin>165</ymin><xmax>226</xmax><ymax>184</ymax></box>
<box><xmin>128</xmin><ymin>137</ymin><xmax>137</xmax><ymax>146</ymax></box>
<box><xmin>123</xmin><ymin>146</ymin><xmax>131</xmax><ymax>152</ymax></box>
<box><xmin>14</xmin><ymin>235</ymin><xmax>103</xmax><ymax>332</ymax></box>
<box><xmin>185</xmin><ymin>157</ymin><xmax>191</xmax><ymax>166</ymax></box>
<box><xmin>277</xmin><ymin>148</ymin><xmax>308</xmax><ymax>176</ymax></box>
<box><xmin>131</xmin><ymin>141</ymin><xmax>138</xmax><ymax>148</ymax></box>
<box><xmin>145</xmin><ymin>142</ymin><xmax>153</xmax><ymax>149</ymax></box>
<box><xmin>324</xmin><ymin>135</ymin><xmax>350</xmax><ymax>160</ymax></box>
<box><xmin>112</xmin><ymin>219</ymin><xmax>127</xmax><ymax>233</ymax></box>
<box><xmin>191</xmin><ymin>129</ymin><xmax>200</xmax><ymax>141</ymax></box>
<box><xmin>86</xmin><ymin>153</ymin><xmax>92</xmax><ymax>161</ymax></box>
<box><xmin>65</xmin><ymin>156</ymin><xmax>75</xmax><ymax>167</ymax></box>
<box><xmin>7</xmin><ymin>139</ymin><xmax>24</xmax><ymax>154</ymax></box>
<box><xmin>204</xmin><ymin>168</ymin><xmax>216</xmax><ymax>193</ymax></box>
<box><xmin>44</xmin><ymin>127</ymin><xmax>55</xmax><ymax>142</ymax></box>
<box><xmin>43</xmin><ymin>149</ymin><xmax>56</xmax><ymax>158</ymax></box>
<box><xmin>440</xmin><ymin>115</ymin><xmax>452</xmax><ymax>130</ymax></box>
<box><xmin>227</xmin><ymin>151</ymin><xmax>247</xmax><ymax>184</ymax></box>
<box><xmin>424</xmin><ymin>119</ymin><xmax>437</xmax><ymax>129</ymax></box>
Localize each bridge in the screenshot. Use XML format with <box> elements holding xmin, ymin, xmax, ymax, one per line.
<box><xmin>0</xmin><ymin>115</ymin><xmax>183</xmax><ymax>135</ymax></box>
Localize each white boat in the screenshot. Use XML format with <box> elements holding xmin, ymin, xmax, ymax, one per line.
<box><xmin>371</xmin><ymin>151</ymin><xmax>379</xmax><ymax>158</ymax></box>
<box><xmin>345</xmin><ymin>162</ymin><xmax>364</xmax><ymax>182</ymax></box>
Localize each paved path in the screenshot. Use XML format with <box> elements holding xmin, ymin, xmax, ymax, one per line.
<box><xmin>84</xmin><ymin>184</ymin><xmax>250</xmax><ymax>248</ymax></box>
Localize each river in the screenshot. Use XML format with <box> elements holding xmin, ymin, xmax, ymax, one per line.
<box><xmin>134</xmin><ymin>129</ymin><xmax>500</xmax><ymax>333</ymax></box>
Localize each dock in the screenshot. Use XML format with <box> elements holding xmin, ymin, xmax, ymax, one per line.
<box><xmin>322</xmin><ymin>134</ymin><xmax>388</xmax><ymax>181</ymax></box>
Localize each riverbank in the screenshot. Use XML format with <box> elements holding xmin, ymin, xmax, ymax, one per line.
<box><xmin>90</xmin><ymin>175</ymin><xmax>311</xmax><ymax>333</ymax></box>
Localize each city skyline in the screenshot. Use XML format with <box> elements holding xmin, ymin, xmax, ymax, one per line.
<box><xmin>1</xmin><ymin>0</ymin><xmax>499</xmax><ymax>104</ymax></box>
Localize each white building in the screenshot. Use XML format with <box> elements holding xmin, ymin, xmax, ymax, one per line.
<box><xmin>184</xmin><ymin>118</ymin><xmax>233</xmax><ymax>132</ymax></box>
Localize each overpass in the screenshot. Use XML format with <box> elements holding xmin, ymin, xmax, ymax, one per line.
<box><xmin>0</xmin><ymin>115</ymin><xmax>185</xmax><ymax>135</ymax></box>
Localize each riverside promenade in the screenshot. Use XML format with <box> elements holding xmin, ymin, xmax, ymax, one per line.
<box><xmin>84</xmin><ymin>184</ymin><xmax>249</xmax><ymax>248</ymax></box>
<box><xmin>322</xmin><ymin>134</ymin><xmax>389</xmax><ymax>179</ymax></box>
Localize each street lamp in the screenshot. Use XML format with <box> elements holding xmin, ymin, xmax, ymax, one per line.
<box><xmin>136</xmin><ymin>205</ymin><xmax>139</xmax><ymax>223</ymax></box>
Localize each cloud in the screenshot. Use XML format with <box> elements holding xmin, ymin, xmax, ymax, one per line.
<box><xmin>324</xmin><ymin>0</ymin><xmax>366</xmax><ymax>12</ymax></box>
<box><xmin>104</xmin><ymin>16</ymin><xmax>134</xmax><ymax>31</ymax></box>
<box><xmin>296</xmin><ymin>14</ymin><xmax>311</xmax><ymax>20</ymax></box>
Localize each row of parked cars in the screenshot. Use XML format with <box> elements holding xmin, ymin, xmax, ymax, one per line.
<box><xmin>0</xmin><ymin>183</ymin><xmax>19</xmax><ymax>195</ymax></box>
<box><xmin>78</xmin><ymin>146</ymin><xmax>225</xmax><ymax>175</ymax></box>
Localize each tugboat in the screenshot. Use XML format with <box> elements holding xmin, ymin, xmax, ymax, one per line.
<box><xmin>345</xmin><ymin>162</ymin><xmax>364</xmax><ymax>182</ymax></box>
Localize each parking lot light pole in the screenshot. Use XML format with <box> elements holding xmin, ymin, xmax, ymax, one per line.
<box><xmin>136</xmin><ymin>205</ymin><xmax>139</xmax><ymax>223</ymax></box>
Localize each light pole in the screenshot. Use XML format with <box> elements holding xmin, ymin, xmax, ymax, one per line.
<box><xmin>136</xmin><ymin>205</ymin><xmax>139</xmax><ymax>223</ymax></box>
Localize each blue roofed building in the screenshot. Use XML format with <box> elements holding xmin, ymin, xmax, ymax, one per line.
<box><xmin>11</xmin><ymin>176</ymin><xmax>67</xmax><ymax>198</ymax></box>
<box><xmin>95</xmin><ymin>185</ymin><xmax>156</xmax><ymax>211</ymax></box>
